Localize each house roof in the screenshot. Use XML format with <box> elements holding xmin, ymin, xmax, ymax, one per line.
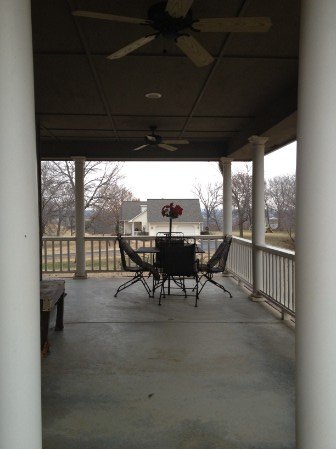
<box><xmin>121</xmin><ymin>199</ymin><xmax>202</xmax><ymax>223</ymax></box>
<box><xmin>121</xmin><ymin>201</ymin><xmax>144</xmax><ymax>221</ymax></box>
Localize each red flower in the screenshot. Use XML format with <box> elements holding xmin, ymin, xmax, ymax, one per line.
<box><xmin>161</xmin><ymin>203</ymin><xmax>183</xmax><ymax>219</ymax></box>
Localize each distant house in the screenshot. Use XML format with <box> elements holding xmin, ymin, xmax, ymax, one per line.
<box><xmin>121</xmin><ymin>199</ymin><xmax>203</xmax><ymax>236</ymax></box>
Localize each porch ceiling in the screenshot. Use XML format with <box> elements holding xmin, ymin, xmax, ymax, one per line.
<box><xmin>32</xmin><ymin>0</ymin><xmax>299</xmax><ymax>161</ymax></box>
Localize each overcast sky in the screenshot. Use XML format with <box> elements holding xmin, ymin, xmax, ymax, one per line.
<box><xmin>121</xmin><ymin>141</ymin><xmax>297</xmax><ymax>201</ymax></box>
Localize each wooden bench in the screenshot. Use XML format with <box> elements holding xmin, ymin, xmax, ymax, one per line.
<box><xmin>40</xmin><ymin>280</ymin><xmax>65</xmax><ymax>357</ymax></box>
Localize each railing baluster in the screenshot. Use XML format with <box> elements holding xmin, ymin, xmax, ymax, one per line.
<box><xmin>67</xmin><ymin>240</ymin><xmax>70</xmax><ymax>271</ymax></box>
<box><xmin>51</xmin><ymin>240</ymin><xmax>55</xmax><ymax>272</ymax></box>
<box><xmin>59</xmin><ymin>240</ymin><xmax>62</xmax><ymax>272</ymax></box>
<box><xmin>90</xmin><ymin>239</ymin><xmax>94</xmax><ymax>271</ymax></box>
<box><xmin>114</xmin><ymin>239</ymin><xmax>117</xmax><ymax>270</ymax></box>
<box><xmin>106</xmin><ymin>240</ymin><xmax>109</xmax><ymax>271</ymax></box>
<box><xmin>44</xmin><ymin>240</ymin><xmax>47</xmax><ymax>272</ymax></box>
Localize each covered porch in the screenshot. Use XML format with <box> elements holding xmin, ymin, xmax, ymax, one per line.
<box><xmin>42</xmin><ymin>276</ymin><xmax>294</xmax><ymax>449</ymax></box>
<box><xmin>2</xmin><ymin>0</ymin><xmax>336</xmax><ymax>448</ymax></box>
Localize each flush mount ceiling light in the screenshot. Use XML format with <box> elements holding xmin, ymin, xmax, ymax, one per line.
<box><xmin>145</xmin><ymin>92</ymin><xmax>162</xmax><ymax>99</ymax></box>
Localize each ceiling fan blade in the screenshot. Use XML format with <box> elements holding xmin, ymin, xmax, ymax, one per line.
<box><xmin>176</xmin><ymin>35</ymin><xmax>214</xmax><ymax>67</ymax></box>
<box><xmin>107</xmin><ymin>34</ymin><xmax>157</xmax><ymax>59</ymax></box>
<box><xmin>193</xmin><ymin>17</ymin><xmax>272</xmax><ymax>33</ymax></box>
<box><xmin>133</xmin><ymin>144</ymin><xmax>149</xmax><ymax>151</ymax></box>
<box><xmin>162</xmin><ymin>139</ymin><xmax>189</xmax><ymax>145</ymax></box>
<box><xmin>158</xmin><ymin>143</ymin><xmax>178</xmax><ymax>152</ymax></box>
<box><xmin>72</xmin><ymin>10</ymin><xmax>151</xmax><ymax>25</ymax></box>
<box><xmin>165</xmin><ymin>0</ymin><xmax>194</xmax><ymax>18</ymax></box>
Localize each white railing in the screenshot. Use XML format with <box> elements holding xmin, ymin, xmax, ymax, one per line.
<box><xmin>226</xmin><ymin>237</ymin><xmax>295</xmax><ymax>315</ymax></box>
<box><xmin>260</xmin><ymin>244</ymin><xmax>295</xmax><ymax>315</ymax></box>
<box><xmin>42</xmin><ymin>237</ymin><xmax>76</xmax><ymax>273</ymax></box>
<box><xmin>226</xmin><ymin>237</ymin><xmax>253</xmax><ymax>286</ymax></box>
<box><xmin>42</xmin><ymin>234</ymin><xmax>296</xmax><ymax>315</ymax></box>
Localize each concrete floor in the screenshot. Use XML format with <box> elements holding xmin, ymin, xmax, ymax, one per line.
<box><xmin>42</xmin><ymin>276</ymin><xmax>295</xmax><ymax>449</ymax></box>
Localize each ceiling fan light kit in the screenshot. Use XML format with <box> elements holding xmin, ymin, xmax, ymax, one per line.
<box><xmin>72</xmin><ymin>0</ymin><xmax>272</xmax><ymax>67</ymax></box>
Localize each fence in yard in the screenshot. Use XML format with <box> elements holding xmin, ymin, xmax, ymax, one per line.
<box><xmin>42</xmin><ymin>235</ymin><xmax>295</xmax><ymax>315</ymax></box>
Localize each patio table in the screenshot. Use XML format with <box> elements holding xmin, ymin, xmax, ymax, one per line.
<box><xmin>135</xmin><ymin>245</ymin><xmax>204</xmax><ymax>297</ymax></box>
<box><xmin>40</xmin><ymin>280</ymin><xmax>65</xmax><ymax>357</ymax></box>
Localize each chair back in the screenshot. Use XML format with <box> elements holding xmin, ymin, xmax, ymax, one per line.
<box><xmin>160</xmin><ymin>244</ymin><xmax>197</xmax><ymax>277</ymax></box>
<box><xmin>207</xmin><ymin>235</ymin><xmax>232</xmax><ymax>271</ymax></box>
<box><xmin>117</xmin><ymin>235</ymin><xmax>144</xmax><ymax>271</ymax></box>
<box><xmin>117</xmin><ymin>235</ymin><xmax>160</xmax><ymax>280</ymax></box>
<box><xmin>155</xmin><ymin>235</ymin><xmax>185</xmax><ymax>267</ymax></box>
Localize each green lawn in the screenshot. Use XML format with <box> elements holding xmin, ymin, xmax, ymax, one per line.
<box><xmin>232</xmin><ymin>230</ymin><xmax>295</xmax><ymax>251</ymax></box>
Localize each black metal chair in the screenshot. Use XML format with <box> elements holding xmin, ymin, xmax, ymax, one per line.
<box><xmin>197</xmin><ymin>235</ymin><xmax>233</xmax><ymax>297</ymax></box>
<box><xmin>114</xmin><ymin>235</ymin><xmax>160</xmax><ymax>298</ymax></box>
<box><xmin>155</xmin><ymin>234</ymin><xmax>185</xmax><ymax>269</ymax></box>
<box><xmin>159</xmin><ymin>243</ymin><xmax>199</xmax><ymax>307</ymax></box>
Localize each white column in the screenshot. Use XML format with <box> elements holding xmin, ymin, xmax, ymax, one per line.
<box><xmin>220</xmin><ymin>157</ymin><xmax>233</xmax><ymax>235</ymax></box>
<box><xmin>0</xmin><ymin>1</ymin><xmax>42</xmax><ymax>448</ymax></box>
<box><xmin>249</xmin><ymin>136</ymin><xmax>268</xmax><ymax>298</ymax></box>
<box><xmin>296</xmin><ymin>1</ymin><xmax>336</xmax><ymax>447</ymax></box>
<box><xmin>73</xmin><ymin>157</ymin><xmax>87</xmax><ymax>279</ymax></box>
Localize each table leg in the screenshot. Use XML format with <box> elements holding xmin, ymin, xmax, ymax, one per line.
<box><xmin>40</xmin><ymin>311</ymin><xmax>50</xmax><ymax>357</ymax></box>
<box><xmin>55</xmin><ymin>293</ymin><xmax>65</xmax><ymax>331</ymax></box>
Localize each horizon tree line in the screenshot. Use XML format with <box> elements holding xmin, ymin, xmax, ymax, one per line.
<box><xmin>41</xmin><ymin>161</ymin><xmax>296</xmax><ymax>241</ymax></box>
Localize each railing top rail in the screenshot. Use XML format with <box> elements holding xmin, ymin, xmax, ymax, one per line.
<box><xmin>42</xmin><ymin>236</ymin><xmax>76</xmax><ymax>241</ymax></box>
<box><xmin>231</xmin><ymin>236</ymin><xmax>252</xmax><ymax>246</ymax></box>
<box><xmin>255</xmin><ymin>243</ymin><xmax>295</xmax><ymax>259</ymax></box>
<box><xmin>42</xmin><ymin>234</ymin><xmax>229</xmax><ymax>242</ymax></box>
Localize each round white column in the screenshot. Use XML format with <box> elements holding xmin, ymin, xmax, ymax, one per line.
<box><xmin>73</xmin><ymin>157</ymin><xmax>87</xmax><ymax>279</ymax></box>
<box><xmin>220</xmin><ymin>157</ymin><xmax>233</xmax><ymax>235</ymax></box>
<box><xmin>249</xmin><ymin>136</ymin><xmax>268</xmax><ymax>298</ymax></box>
<box><xmin>0</xmin><ymin>1</ymin><xmax>42</xmax><ymax>448</ymax></box>
<box><xmin>297</xmin><ymin>1</ymin><xmax>336</xmax><ymax>447</ymax></box>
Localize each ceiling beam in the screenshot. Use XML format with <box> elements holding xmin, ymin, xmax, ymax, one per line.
<box><xmin>39</xmin><ymin>139</ymin><xmax>228</xmax><ymax>161</ymax></box>
<box><xmin>66</xmin><ymin>0</ymin><xmax>119</xmax><ymax>140</ymax></box>
<box><xmin>178</xmin><ymin>0</ymin><xmax>254</xmax><ymax>139</ymax></box>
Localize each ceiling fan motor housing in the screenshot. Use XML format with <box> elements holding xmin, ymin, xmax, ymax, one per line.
<box><xmin>145</xmin><ymin>132</ymin><xmax>162</xmax><ymax>145</ymax></box>
<box><xmin>148</xmin><ymin>1</ymin><xmax>194</xmax><ymax>39</ymax></box>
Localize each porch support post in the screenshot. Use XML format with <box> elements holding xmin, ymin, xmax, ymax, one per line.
<box><xmin>220</xmin><ymin>157</ymin><xmax>233</xmax><ymax>235</ymax></box>
<box><xmin>296</xmin><ymin>0</ymin><xmax>336</xmax><ymax>447</ymax></box>
<box><xmin>249</xmin><ymin>135</ymin><xmax>268</xmax><ymax>298</ymax></box>
<box><xmin>73</xmin><ymin>157</ymin><xmax>87</xmax><ymax>279</ymax></box>
<box><xmin>0</xmin><ymin>1</ymin><xmax>42</xmax><ymax>448</ymax></box>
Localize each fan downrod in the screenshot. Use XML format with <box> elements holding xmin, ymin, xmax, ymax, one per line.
<box><xmin>146</xmin><ymin>126</ymin><xmax>162</xmax><ymax>145</ymax></box>
<box><xmin>147</xmin><ymin>1</ymin><xmax>193</xmax><ymax>39</ymax></box>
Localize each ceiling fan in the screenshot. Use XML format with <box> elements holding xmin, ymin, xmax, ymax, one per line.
<box><xmin>72</xmin><ymin>0</ymin><xmax>272</xmax><ymax>67</ymax></box>
<box><xmin>132</xmin><ymin>126</ymin><xmax>189</xmax><ymax>152</ymax></box>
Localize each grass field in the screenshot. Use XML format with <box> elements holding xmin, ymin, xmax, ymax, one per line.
<box><xmin>232</xmin><ymin>230</ymin><xmax>295</xmax><ymax>251</ymax></box>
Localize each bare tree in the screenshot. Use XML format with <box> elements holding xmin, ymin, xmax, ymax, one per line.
<box><xmin>41</xmin><ymin>161</ymin><xmax>126</xmax><ymax>235</ymax></box>
<box><xmin>89</xmin><ymin>183</ymin><xmax>138</xmax><ymax>234</ymax></box>
<box><xmin>231</xmin><ymin>166</ymin><xmax>252</xmax><ymax>237</ymax></box>
<box><xmin>192</xmin><ymin>182</ymin><xmax>222</xmax><ymax>230</ymax></box>
<box><xmin>266</xmin><ymin>175</ymin><xmax>296</xmax><ymax>238</ymax></box>
<box><xmin>40</xmin><ymin>161</ymin><xmax>70</xmax><ymax>235</ymax></box>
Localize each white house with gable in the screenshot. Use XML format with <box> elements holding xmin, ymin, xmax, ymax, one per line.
<box><xmin>121</xmin><ymin>199</ymin><xmax>203</xmax><ymax>236</ymax></box>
